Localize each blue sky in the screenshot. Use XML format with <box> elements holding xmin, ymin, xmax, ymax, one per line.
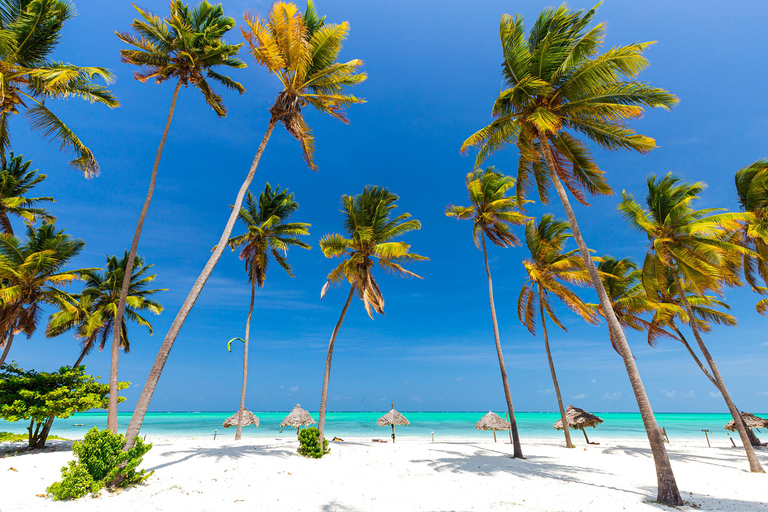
<box><xmin>7</xmin><ymin>0</ymin><xmax>768</xmax><ymax>415</ymax></box>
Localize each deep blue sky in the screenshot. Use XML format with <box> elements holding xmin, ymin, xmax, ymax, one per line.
<box><xmin>8</xmin><ymin>0</ymin><xmax>768</xmax><ymax>415</ymax></box>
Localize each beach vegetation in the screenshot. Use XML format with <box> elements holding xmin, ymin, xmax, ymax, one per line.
<box><xmin>297</xmin><ymin>426</ymin><xmax>329</xmax><ymax>458</ymax></box>
<box><xmin>318</xmin><ymin>185</ymin><xmax>427</xmax><ymax>449</ymax></box>
<box><xmin>226</xmin><ymin>184</ymin><xmax>311</xmax><ymax>440</ymax></box>
<box><xmin>0</xmin><ymin>153</ymin><xmax>55</xmax><ymax>235</ymax></box>
<box><xmin>121</xmin><ymin>0</ymin><xmax>367</xmax><ymax>452</ymax></box>
<box><xmin>619</xmin><ymin>173</ymin><xmax>764</xmax><ymax>473</ymax></box>
<box><xmin>518</xmin><ymin>214</ymin><xmax>599</xmax><ymax>448</ymax></box>
<box><xmin>446</xmin><ymin>167</ymin><xmax>528</xmax><ymax>458</ymax></box>
<box><xmin>459</xmin><ymin>3</ymin><xmax>682</xmax><ymax>503</ymax></box>
<box><xmin>0</xmin><ymin>0</ymin><xmax>118</xmax><ymax>176</ymax></box>
<box><xmin>111</xmin><ymin>0</ymin><xmax>245</xmax><ymax>433</ymax></box>
<box><xmin>0</xmin><ymin>223</ymin><xmax>86</xmax><ymax>367</ymax></box>
<box><xmin>0</xmin><ymin>364</ymin><xmax>126</xmax><ymax>448</ymax></box>
<box><xmin>733</xmin><ymin>159</ymin><xmax>768</xmax><ymax>313</ymax></box>
<box><xmin>47</xmin><ymin>427</ymin><xmax>152</xmax><ymax>500</ymax></box>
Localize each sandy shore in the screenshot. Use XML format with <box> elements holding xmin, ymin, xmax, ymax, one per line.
<box><xmin>1</xmin><ymin>435</ymin><xmax>766</xmax><ymax>511</ymax></box>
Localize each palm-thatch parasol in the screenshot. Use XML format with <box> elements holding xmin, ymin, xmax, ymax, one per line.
<box><xmin>280</xmin><ymin>404</ymin><xmax>315</xmax><ymax>436</ymax></box>
<box><xmin>475</xmin><ymin>411</ymin><xmax>510</xmax><ymax>443</ymax></box>
<box><xmin>222</xmin><ymin>409</ymin><xmax>259</xmax><ymax>429</ymax></box>
<box><xmin>377</xmin><ymin>403</ymin><xmax>409</xmax><ymax>443</ymax></box>
<box><xmin>724</xmin><ymin>412</ymin><xmax>768</xmax><ymax>447</ymax></box>
<box><xmin>554</xmin><ymin>405</ymin><xmax>603</xmax><ymax>445</ymax></box>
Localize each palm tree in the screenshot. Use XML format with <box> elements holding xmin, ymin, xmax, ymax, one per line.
<box><xmin>46</xmin><ymin>252</ymin><xmax>164</xmax><ymax>369</ymax></box>
<box><xmin>446</xmin><ymin>168</ymin><xmax>528</xmax><ymax>458</ymax></box>
<box><xmin>0</xmin><ymin>0</ymin><xmax>118</xmax><ymax>175</ymax></box>
<box><xmin>0</xmin><ymin>152</ymin><xmax>55</xmax><ymax>235</ymax></box>
<box><xmin>459</xmin><ymin>5</ymin><xmax>683</xmax><ymax>503</ymax></box>
<box><xmin>39</xmin><ymin>251</ymin><xmax>163</xmax><ymax>442</ymax></box>
<box><xmin>590</xmin><ymin>257</ymin><xmax>671</xmax><ymax>353</ymax></box>
<box><xmin>734</xmin><ymin>159</ymin><xmax>768</xmax><ymax>313</ymax></box>
<box><xmin>226</xmin><ymin>184</ymin><xmax>311</xmax><ymax>440</ymax></box>
<box><xmin>0</xmin><ymin>223</ymin><xmax>85</xmax><ymax>367</ymax></box>
<box><xmin>122</xmin><ymin>0</ymin><xmax>366</xmax><ymax>450</ymax></box>
<box><xmin>318</xmin><ymin>186</ymin><xmax>426</xmax><ymax>448</ymax></box>
<box><xmin>517</xmin><ymin>214</ymin><xmax>598</xmax><ymax>448</ymax></box>
<box><xmin>110</xmin><ymin>0</ymin><xmax>245</xmax><ymax>435</ymax></box>
<box><xmin>641</xmin><ymin>255</ymin><xmax>736</xmax><ymax>388</ymax></box>
<box><xmin>619</xmin><ymin>173</ymin><xmax>764</xmax><ymax>473</ymax></box>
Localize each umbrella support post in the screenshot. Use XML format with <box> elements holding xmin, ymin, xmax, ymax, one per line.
<box><xmin>702</xmin><ymin>429</ymin><xmax>711</xmax><ymax>447</ymax></box>
<box><xmin>505</xmin><ymin>412</ymin><xmax>513</xmax><ymax>443</ymax></box>
<box><xmin>391</xmin><ymin>424</ymin><xmax>395</xmax><ymax>443</ymax></box>
<box><xmin>582</xmin><ymin>428</ymin><xmax>590</xmax><ymax>445</ymax></box>
<box><xmin>297</xmin><ymin>426</ymin><xmax>300</xmax><ymax>438</ymax></box>
<box><xmin>493</xmin><ymin>429</ymin><xmax>497</xmax><ymax>443</ymax></box>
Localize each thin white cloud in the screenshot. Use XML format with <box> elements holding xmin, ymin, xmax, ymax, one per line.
<box><xmin>604</xmin><ymin>392</ymin><xmax>622</xmax><ymax>400</ymax></box>
<box><xmin>538</xmin><ymin>389</ymin><xmax>553</xmax><ymax>394</ymax></box>
<box><xmin>662</xmin><ymin>389</ymin><xmax>696</xmax><ymax>399</ymax></box>
<box><xmin>572</xmin><ymin>393</ymin><xmax>587</xmax><ymax>400</ymax></box>
<box><xmin>411</xmin><ymin>396</ymin><xmax>423</xmax><ymax>402</ymax></box>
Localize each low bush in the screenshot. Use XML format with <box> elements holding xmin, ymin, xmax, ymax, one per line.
<box><xmin>46</xmin><ymin>427</ymin><xmax>153</xmax><ymax>500</ymax></box>
<box><xmin>298</xmin><ymin>427</ymin><xmax>329</xmax><ymax>458</ymax></box>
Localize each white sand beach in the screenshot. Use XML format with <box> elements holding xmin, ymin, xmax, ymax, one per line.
<box><xmin>1</xmin><ymin>436</ymin><xmax>766</xmax><ymax>511</ymax></box>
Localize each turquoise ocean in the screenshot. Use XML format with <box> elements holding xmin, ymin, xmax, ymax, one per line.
<box><xmin>3</xmin><ymin>412</ymin><xmax>763</xmax><ymax>442</ymax></box>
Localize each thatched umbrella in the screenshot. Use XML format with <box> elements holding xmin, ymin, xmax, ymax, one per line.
<box><xmin>377</xmin><ymin>403</ymin><xmax>409</xmax><ymax>443</ymax></box>
<box><xmin>280</xmin><ymin>404</ymin><xmax>315</xmax><ymax>436</ymax></box>
<box><xmin>724</xmin><ymin>412</ymin><xmax>768</xmax><ymax>447</ymax></box>
<box><xmin>222</xmin><ymin>409</ymin><xmax>259</xmax><ymax>429</ymax></box>
<box><xmin>554</xmin><ymin>405</ymin><xmax>603</xmax><ymax>445</ymax></box>
<box><xmin>475</xmin><ymin>411</ymin><xmax>510</xmax><ymax>443</ymax></box>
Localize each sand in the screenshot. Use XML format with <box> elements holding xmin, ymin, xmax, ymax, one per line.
<box><xmin>1</xmin><ymin>435</ymin><xmax>766</xmax><ymax>511</ymax></box>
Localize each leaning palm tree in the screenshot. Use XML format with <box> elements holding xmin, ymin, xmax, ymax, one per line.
<box><xmin>459</xmin><ymin>5</ymin><xmax>683</xmax><ymax>503</ymax></box>
<box><xmin>226</xmin><ymin>184</ymin><xmax>311</xmax><ymax>440</ymax></box>
<box><xmin>619</xmin><ymin>173</ymin><xmax>763</xmax><ymax>473</ymax></box>
<box><xmin>734</xmin><ymin>159</ymin><xmax>768</xmax><ymax>313</ymax></box>
<box><xmin>110</xmin><ymin>0</ymin><xmax>245</xmax><ymax>435</ymax></box>
<box><xmin>0</xmin><ymin>152</ymin><xmax>55</xmax><ymax>235</ymax></box>
<box><xmin>447</xmin><ymin>168</ymin><xmax>528</xmax><ymax>458</ymax></box>
<box><xmin>517</xmin><ymin>214</ymin><xmax>598</xmax><ymax>448</ymax></box>
<box><xmin>0</xmin><ymin>223</ymin><xmax>85</xmax><ymax>367</ymax></box>
<box><xmin>318</xmin><ymin>186</ymin><xmax>426</xmax><ymax>448</ymax></box>
<box><xmin>0</xmin><ymin>0</ymin><xmax>118</xmax><ymax>175</ymax></box>
<box><xmin>123</xmin><ymin>1</ymin><xmax>366</xmax><ymax>450</ymax></box>
<box><xmin>46</xmin><ymin>252</ymin><xmax>164</xmax><ymax>369</ymax></box>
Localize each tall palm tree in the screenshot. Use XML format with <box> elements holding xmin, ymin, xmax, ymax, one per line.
<box><xmin>318</xmin><ymin>186</ymin><xmax>426</xmax><ymax>448</ymax></box>
<box><xmin>46</xmin><ymin>252</ymin><xmax>164</xmax><ymax>369</ymax></box>
<box><xmin>0</xmin><ymin>223</ymin><xmax>85</xmax><ymax>367</ymax></box>
<box><xmin>110</xmin><ymin>0</ymin><xmax>245</xmax><ymax>435</ymax></box>
<box><xmin>459</xmin><ymin>5</ymin><xmax>683</xmax><ymax>503</ymax></box>
<box><xmin>0</xmin><ymin>0</ymin><xmax>118</xmax><ymax>175</ymax></box>
<box><xmin>446</xmin><ymin>168</ymin><xmax>528</xmax><ymax>458</ymax></box>
<box><xmin>123</xmin><ymin>1</ymin><xmax>366</xmax><ymax>450</ymax></box>
<box><xmin>122</xmin><ymin>2</ymin><xmax>366</xmax><ymax>450</ymax></box>
<box><xmin>517</xmin><ymin>214</ymin><xmax>598</xmax><ymax>448</ymax></box>
<box><xmin>226</xmin><ymin>184</ymin><xmax>310</xmax><ymax>440</ymax></box>
<box><xmin>734</xmin><ymin>159</ymin><xmax>768</xmax><ymax>313</ymax></box>
<box><xmin>0</xmin><ymin>152</ymin><xmax>54</xmax><ymax>235</ymax></box>
<box><xmin>619</xmin><ymin>173</ymin><xmax>764</xmax><ymax>473</ymax></box>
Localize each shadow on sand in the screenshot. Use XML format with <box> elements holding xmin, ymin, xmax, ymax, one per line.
<box><xmin>146</xmin><ymin>442</ymin><xmax>296</xmax><ymax>472</ymax></box>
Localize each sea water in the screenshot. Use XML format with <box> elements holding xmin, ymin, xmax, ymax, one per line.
<box><xmin>2</xmin><ymin>411</ymin><xmax>760</xmax><ymax>443</ymax></box>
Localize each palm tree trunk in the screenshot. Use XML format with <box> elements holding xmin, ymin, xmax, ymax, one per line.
<box><xmin>481</xmin><ymin>233</ymin><xmax>523</xmax><ymax>458</ymax></box>
<box><xmin>538</xmin><ymin>134</ymin><xmax>682</xmax><ymax>506</ymax></box>
<box><xmin>0</xmin><ymin>331</ymin><xmax>15</xmax><ymax>367</ymax></box>
<box><xmin>670</xmin><ymin>269</ymin><xmax>764</xmax><ymax>473</ymax></box>
<box><xmin>669</xmin><ymin>322</ymin><xmax>716</xmax><ymax>387</ymax></box>
<box><xmin>235</xmin><ymin>281</ymin><xmax>256</xmax><ymax>441</ymax></box>
<box><xmin>0</xmin><ymin>212</ymin><xmax>13</xmax><ymax>235</ymax></box>
<box><xmin>121</xmin><ymin>118</ymin><xmax>278</xmax><ymax>451</ymax></box>
<box><xmin>538</xmin><ymin>287</ymin><xmax>573</xmax><ymax>448</ymax></box>
<box><xmin>107</xmin><ymin>79</ymin><xmax>184</xmax><ymax>434</ymax></box>
<box><xmin>318</xmin><ymin>284</ymin><xmax>356</xmax><ymax>449</ymax></box>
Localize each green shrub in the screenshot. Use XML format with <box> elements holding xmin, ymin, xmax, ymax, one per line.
<box><xmin>46</xmin><ymin>427</ymin><xmax>153</xmax><ymax>500</ymax></box>
<box><xmin>298</xmin><ymin>427</ymin><xmax>329</xmax><ymax>458</ymax></box>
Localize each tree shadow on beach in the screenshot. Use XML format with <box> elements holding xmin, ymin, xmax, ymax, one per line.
<box><xmin>320</xmin><ymin>500</ymin><xmax>358</xmax><ymax>512</ymax></box>
<box><xmin>601</xmin><ymin>444</ymin><xmax>768</xmax><ymax>472</ymax></box>
<box><xmin>146</xmin><ymin>442</ymin><xmax>296</xmax><ymax>472</ymax></box>
<box><xmin>638</xmin><ymin>485</ymin><xmax>768</xmax><ymax>512</ymax></box>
